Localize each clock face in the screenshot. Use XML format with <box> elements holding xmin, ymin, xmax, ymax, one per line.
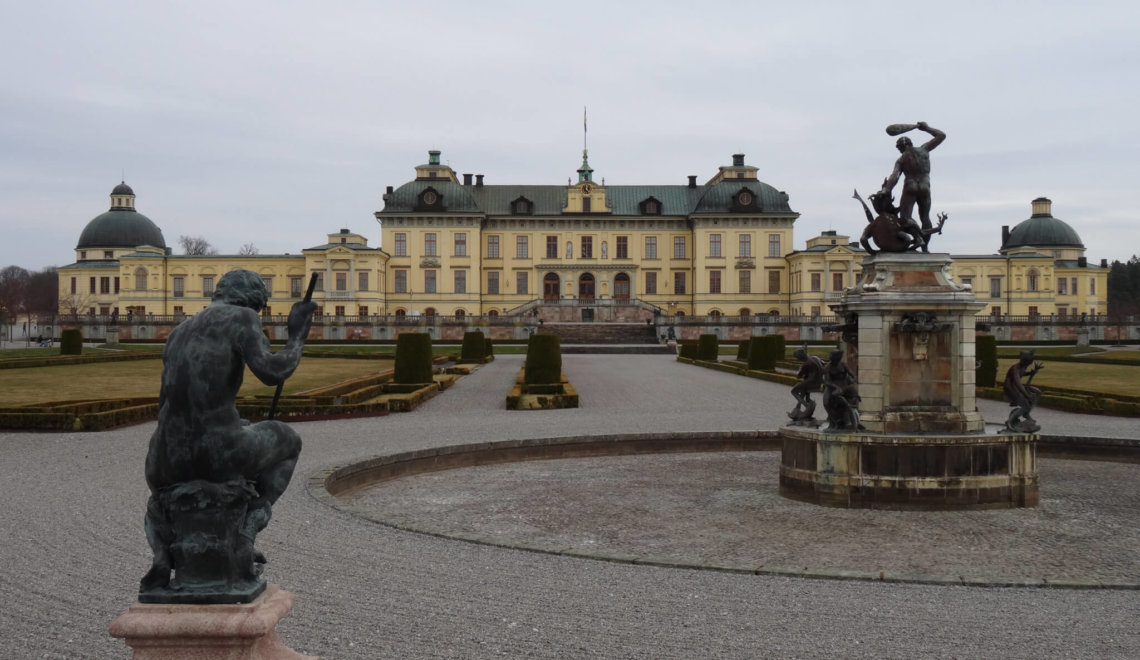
<box><xmin>422</xmin><ymin>191</ymin><xmax>438</xmax><ymax>205</ymax></box>
<box><xmin>738</xmin><ymin>191</ymin><xmax>753</xmax><ymax>206</ymax></box>
<box><xmin>581</xmin><ymin>183</ymin><xmax>592</xmax><ymax>195</ymax></box>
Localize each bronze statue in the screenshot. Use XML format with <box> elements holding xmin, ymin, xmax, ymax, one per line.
<box><xmin>882</xmin><ymin>121</ymin><xmax>946</xmax><ymax>249</ymax></box>
<box><xmin>853</xmin><ymin>188</ymin><xmax>923</xmax><ymax>255</ymax></box>
<box><xmin>140</xmin><ymin>269</ymin><xmax>317</xmax><ymax>603</ymax></box>
<box><xmin>1002</xmin><ymin>350</ymin><xmax>1044</xmax><ymax>433</ymax></box>
<box><xmin>823</xmin><ymin>349</ymin><xmax>862</xmax><ymax>431</ymax></box>
<box><xmin>788</xmin><ymin>346</ymin><xmax>825</xmax><ymax>424</ymax></box>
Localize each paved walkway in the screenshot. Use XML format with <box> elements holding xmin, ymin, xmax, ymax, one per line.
<box><xmin>1</xmin><ymin>354</ymin><xmax>1138</xmax><ymax>658</ymax></box>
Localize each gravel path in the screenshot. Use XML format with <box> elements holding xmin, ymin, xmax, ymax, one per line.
<box><xmin>1</xmin><ymin>354</ymin><xmax>1138</xmax><ymax>659</ymax></box>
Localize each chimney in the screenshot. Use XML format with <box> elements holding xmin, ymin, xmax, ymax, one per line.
<box><xmin>386</xmin><ymin>185</ymin><xmax>393</xmax><ymax>194</ymax></box>
<box><xmin>1001</xmin><ymin>225</ymin><xmax>1010</xmax><ymax>247</ymax></box>
<box><xmin>1031</xmin><ymin>197</ymin><xmax>1052</xmax><ymax>216</ymax></box>
<box><xmin>475</xmin><ymin>174</ymin><xmax>484</xmax><ymax>187</ymax></box>
<box><xmin>1078</xmin><ymin>256</ymin><xmax>1087</xmax><ymax>268</ymax></box>
<box><xmin>463</xmin><ymin>173</ymin><xmax>473</xmax><ymax>186</ymax></box>
<box><xmin>428</xmin><ymin>150</ymin><xmax>441</xmax><ymax>165</ymax></box>
<box><xmin>687</xmin><ymin>175</ymin><xmax>697</xmax><ymax>188</ymax></box>
<box><xmin>1101</xmin><ymin>258</ymin><xmax>1108</xmax><ymax>268</ymax></box>
<box><xmin>732</xmin><ymin>153</ymin><xmax>745</xmax><ymax>167</ymax></box>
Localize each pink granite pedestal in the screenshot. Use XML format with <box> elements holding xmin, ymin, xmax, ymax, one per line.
<box><xmin>110</xmin><ymin>584</ymin><xmax>316</xmax><ymax>659</ymax></box>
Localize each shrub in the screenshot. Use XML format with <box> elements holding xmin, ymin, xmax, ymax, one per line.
<box><xmin>678</xmin><ymin>340</ymin><xmax>699</xmax><ymax>359</ymax></box>
<box><xmin>60</xmin><ymin>329</ymin><xmax>83</xmax><ymax>355</ymax></box>
<box><xmin>394</xmin><ymin>333</ymin><xmax>434</xmax><ymax>384</ymax></box>
<box><xmin>736</xmin><ymin>340</ymin><xmax>750</xmax><ymax>361</ymax></box>
<box><xmin>524</xmin><ymin>333</ymin><xmax>562</xmax><ymax>384</ymax></box>
<box><xmin>747</xmin><ymin>335</ymin><xmax>784</xmax><ymax>370</ymax></box>
<box><xmin>697</xmin><ymin>334</ymin><xmax>719</xmax><ymax>361</ymax></box>
<box><xmin>484</xmin><ymin>337</ymin><xmax>494</xmax><ymax>357</ymax></box>
<box><xmin>976</xmin><ymin>334</ymin><xmax>998</xmax><ymax>388</ymax></box>
<box><xmin>460</xmin><ymin>331</ymin><xmax>486</xmax><ymax>360</ymax></box>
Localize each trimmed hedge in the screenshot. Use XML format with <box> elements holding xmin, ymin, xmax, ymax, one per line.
<box><xmin>485</xmin><ymin>337</ymin><xmax>494</xmax><ymax>357</ymax></box>
<box><xmin>460</xmin><ymin>331</ymin><xmax>487</xmax><ymax>360</ymax></box>
<box><xmin>524</xmin><ymin>333</ymin><xmax>562</xmax><ymax>384</ymax></box>
<box><xmin>736</xmin><ymin>340</ymin><xmax>750</xmax><ymax>361</ymax></box>
<box><xmin>394</xmin><ymin>333</ymin><xmax>434</xmax><ymax>384</ymax></box>
<box><xmin>697</xmin><ymin>334</ymin><xmax>719</xmax><ymax>361</ymax></box>
<box><xmin>677</xmin><ymin>340</ymin><xmax>699</xmax><ymax>360</ymax></box>
<box><xmin>747</xmin><ymin>335</ymin><xmax>785</xmax><ymax>370</ymax></box>
<box><xmin>60</xmin><ymin>329</ymin><xmax>83</xmax><ymax>355</ymax></box>
<box><xmin>976</xmin><ymin>335</ymin><xmax>998</xmax><ymax>387</ymax></box>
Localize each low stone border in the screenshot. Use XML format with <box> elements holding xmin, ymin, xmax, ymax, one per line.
<box><xmin>505</xmin><ymin>368</ymin><xmax>579</xmax><ymax>410</ymax></box>
<box><xmin>308</xmin><ymin>431</ymin><xmax>1140</xmax><ymax>590</ymax></box>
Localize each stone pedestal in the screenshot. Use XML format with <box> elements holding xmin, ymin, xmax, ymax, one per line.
<box><xmin>779</xmin><ymin>253</ymin><xmax>1038</xmax><ymax>509</ymax></box>
<box><xmin>110</xmin><ymin>584</ymin><xmax>317</xmax><ymax>659</ymax></box>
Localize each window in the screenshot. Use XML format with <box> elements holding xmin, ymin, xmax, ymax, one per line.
<box><xmin>394</xmin><ymin>270</ymin><xmax>407</xmax><ymax>293</ymax></box>
<box><xmin>487</xmin><ymin>235</ymin><xmax>500</xmax><ymax>258</ymax></box>
<box><xmin>71</xmin><ymin>277</ymin><xmax>77</xmax><ymax>295</ymax></box>
<box><xmin>89</xmin><ymin>277</ymin><xmax>96</xmax><ymax>294</ymax></box>
<box><xmin>358</xmin><ymin>272</ymin><xmax>368</xmax><ymax>291</ymax></box>
<box><xmin>581</xmin><ymin>236</ymin><xmax>593</xmax><ymax>258</ymax></box>
<box><xmin>335</xmin><ymin>272</ymin><xmax>347</xmax><ymax>291</ymax></box>
<box><xmin>290</xmin><ymin>276</ymin><xmax>303</xmax><ymax>298</ymax></box>
<box><xmin>768</xmin><ymin>271</ymin><xmax>781</xmax><ymax>294</ymax></box>
<box><xmin>1090</xmin><ymin>277</ymin><xmax>1096</xmax><ymax>296</ymax></box>
<box><xmin>394</xmin><ymin>233</ymin><xmax>407</xmax><ymax>256</ymax></box>
<box><xmin>739</xmin><ymin>234</ymin><xmax>752</xmax><ymax>257</ymax></box>
<box><xmin>674</xmin><ymin>236</ymin><xmax>686</xmax><ymax>259</ymax></box>
<box><xmin>768</xmin><ymin>234</ymin><xmax>781</xmax><ymax>257</ymax></box>
<box><xmin>454</xmin><ymin>233</ymin><xmax>467</xmax><ymax>256</ymax></box>
<box><xmin>202</xmin><ymin>275</ymin><xmax>215</xmax><ymax>297</ymax></box>
<box><xmin>516</xmin><ymin>235</ymin><xmax>529</xmax><ymax>259</ymax></box>
<box><xmin>358</xmin><ymin>305</ymin><xmax>368</xmax><ymax>317</ymax></box>
<box><xmin>424</xmin><ymin>233</ymin><xmax>437</xmax><ymax>256</ymax></box>
<box><xmin>616</xmin><ymin>236</ymin><xmax>628</xmax><ymax>259</ymax></box>
<box><xmin>674</xmin><ymin>272</ymin><xmax>686</xmax><ymax>294</ymax></box>
<box><xmin>709</xmin><ymin>234</ymin><xmax>722</xmax><ymax>257</ymax></box>
<box><xmin>739</xmin><ymin>270</ymin><xmax>751</xmax><ymax>294</ymax></box>
<box><xmin>989</xmin><ymin>277</ymin><xmax>1002</xmax><ymax>298</ymax></box>
<box><xmin>1070</xmin><ymin>277</ymin><xmax>1078</xmax><ymax>295</ymax></box>
<box><xmin>1058</xmin><ymin>278</ymin><xmax>1067</xmax><ymax>295</ymax></box>
<box><xmin>114</xmin><ymin>277</ymin><xmax>120</xmax><ymax>294</ymax></box>
<box><xmin>1058</xmin><ymin>307</ymin><xmax>1067</xmax><ymax>317</ymax></box>
<box><xmin>645</xmin><ymin>236</ymin><xmax>658</xmax><ymax>259</ymax></box>
<box><xmin>811</xmin><ymin>273</ymin><xmax>821</xmax><ymax>292</ymax></box>
<box><xmin>104</xmin><ymin>250</ymin><xmax>113</xmax><ymax>259</ymax></box>
<box><xmin>487</xmin><ymin>271</ymin><xmax>500</xmax><ymax>294</ymax></box>
<box><xmin>335</xmin><ymin>305</ymin><xmax>346</xmax><ymax>317</ymax></box>
<box><xmin>514</xmin><ymin>199</ymin><xmax>529</xmax><ymax>214</ymax></box>
<box><xmin>1028</xmin><ymin>306</ymin><xmax>1039</xmax><ymax>318</ymax></box>
<box><xmin>454</xmin><ymin>270</ymin><xmax>466</xmax><ymax>293</ymax></box>
<box><xmin>516</xmin><ymin>271</ymin><xmax>528</xmax><ymax>295</ymax></box>
<box><xmin>582</xmin><ymin>196</ymin><xmax>591</xmax><ymax>213</ymax></box>
<box><xmin>961</xmin><ymin>276</ymin><xmax>973</xmax><ymax>288</ymax></box>
<box><xmin>645</xmin><ymin>271</ymin><xmax>657</xmax><ymax>294</ymax></box>
<box><xmin>100</xmin><ymin>277</ymin><xmax>111</xmax><ymax>294</ymax></box>
<box><xmin>709</xmin><ymin>270</ymin><xmax>722</xmax><ymax>293</ymax></box>
<box><xmin>811</xmin><ymin>306</ymin><xmax>821</xmax><ymax>317</ymax></box>
<box><xmin>833</xmin><ymin>273</ymin><xmax>844</xmax><ymax>291</ymax></box>
<box><xmin>173</xmin><ymin>276</ymin><xmax>185</xmax><ymax>298</ymax></box>
<box><xmin>546</xmin><ymin>235</ymin><xmax>558</xmax><ymax>258</ymax></box>
<box><xmin>991</xmin><ymin>306</ymin><xmax>1002</xmax><ymax>317</ymax></box>
<box><xmin>1027</xmin><ymin>269</ymin><xmax>1039</xmax><ymax>292</ymax></box>
<box><xmin>424</xmin><ymin>270</ymin><xmax>437</xmax><ymax>293</ymax></box>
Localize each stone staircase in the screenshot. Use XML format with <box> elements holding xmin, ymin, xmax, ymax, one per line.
<box><xmin>540</xmin><ymin>323</ymin><xmax>674</xmax><ymax>354</ymax></box>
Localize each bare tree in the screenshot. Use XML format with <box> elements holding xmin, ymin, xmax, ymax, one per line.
<box><xmin>179</xmin><ymin>235</ymin><xmax>218</xmax><ymax>256</ymax></box>
<box><xmin>0</xmin><ymin>265</ymin><xmax>31</xmax><ymax>315</ymax></box>
<box><xmin>25</xmin><ymin>267</ymin><xmax>59</xmax><ymax>318</ymax></box>
<box><xmin>238</xmin><ymin>242</ymin><xmax>259</xmax><ymax>256</ymax></box>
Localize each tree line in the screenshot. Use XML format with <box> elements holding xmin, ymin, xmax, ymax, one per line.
<box><xmin>1108</xmin><ymin>255</ymin><xmax>1140</xmax><ymax>318</ymax></box>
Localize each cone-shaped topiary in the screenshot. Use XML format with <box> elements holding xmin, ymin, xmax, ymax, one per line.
<box><xmin>60</xmin><ymin>329</ymin><xmax>83</xmax><ymax>355</ymax></box>
<box><xmin>394</xmin><ymin>332</ymin><xmax>434</xmax><ymax>384</ymax></box>
<box><xmin>976</xmin><ymin>334</ymin><xmax>998</xmax><ymax>388</ymax></box>
<box><xmin>460</xmin><ymin>331</ymin><xmax>487</xmax><ymax>360</ymax></box>
<box><xmin>484</xmin><ymin>337</ymin><xmax>494</xmax><ymax>357</ymax></box>
<box><xmin>697</xmin><ymin>334</ymin><xmax>719</xmax><ymax>361</ymax></box>
<box><xmin>524</xmin><ymin>333</ymin><xmax>562</xmax><ymax>384</ymax></box>
<box><xmin>747</xmin><ymin>335</ymin><xmax>782</xmax><ymax>370</ymax></box>
<box><xmin>678</xmin><ymin>340</ymin><xmax>699</xmax><ymax>359</ymax></box>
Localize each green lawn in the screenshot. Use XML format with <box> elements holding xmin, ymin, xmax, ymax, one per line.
<box><xmin>995</xmin><ymin>358</ymin><xmax>1140</xmax><ymax>398</ymax></box>
<box><xmin>995</xmin><ymin>346</ymin><xmax>1106</xmax><ymax>358</ymax></box>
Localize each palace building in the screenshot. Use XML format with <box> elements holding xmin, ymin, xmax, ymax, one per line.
<box><xmin>56</xmin><ymin>152</ymin><xmax>1108</xmax><ymax>324</ymax></box>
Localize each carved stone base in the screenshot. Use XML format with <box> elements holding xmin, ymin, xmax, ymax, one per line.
<box><xmin>110</xmin><ymin>584</ymin><xmax>316</xmax><ymax>659</ymax></box>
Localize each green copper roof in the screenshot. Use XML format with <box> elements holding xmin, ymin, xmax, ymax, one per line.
<box><xmin>1004</xmin><ymin>213</ymin><xmax>1083</xmax><ymax>250</ymax></box>
<box><xmin>77</xmin><ymin>209</ymin><xmax>167</xmax><ymax>250</ymax></box>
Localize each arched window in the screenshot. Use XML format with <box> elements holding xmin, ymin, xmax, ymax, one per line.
<box><xmin>768</xmin><ymin>309</ymin><xmax>780</xmax><ymax>317</ymax></box>
<box><xmin>738</xmin><ymin>308</ymin><xmax>751</xmax><ymax>317</ymax></box>
<box><xmin>675</xmin><ymin>310</ymin><xmax>685</xmax><ymax>318</ymax></box>
<box><xmin>455</xmin><ymin>309</ymin><xmax>465</xmax><ymax>319</ymax></box>
<box><xmin>424</xmin><ymin>307</ymin><xmax>436</xmax><ymax>320</ymax></box>
<box><xmin>709</xmin><ymin>310</ymin><xmax>722</xmax><ymax>318</ymax></box>
<box><xmin>395</xmin><ymin>309</ymin><xmax>406</xmax><ymax>318</ymax></box>
<box><xmin>1027</xmin><ymin>269</ymin><xmax>1039</xmax><ymax>292</ymax></box>
<box><xmin>614</xmin><ymin>273</ymin><xmax>630</xmax><ymax>299</ymax></box>
<box><xmin>488</xmin><ymin>310</ymin><xmax>499</xmax><ymax>318</ymax></box>
<box><xmin>134</xmin><ymin>268</ymin><xmax>148</xmax><ymax>291</ymax></box>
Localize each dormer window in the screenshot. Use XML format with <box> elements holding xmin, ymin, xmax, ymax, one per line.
<box><xmin>511</xmin><ymin>197</ymin><xmax>534</xmax><ymax>215</ymax></box>
<box><xmin>417</xmin><ymin>187</ymin><xmax>443</xmax><ymax>211</ymax></box>
<box><xmin>640</xmin><ymin>197</ymin><xmax>662</xmax><ymax>215</ymax></box>
<box><xmin>732</xmin><ymin>188</ymin><xmax>758</xmax><ymax>212</ymax></box>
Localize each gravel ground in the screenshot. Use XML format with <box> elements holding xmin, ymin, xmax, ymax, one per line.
<box><xmin>1</xmin><ymin>353</ymin><xmax>1138</xmax><ymax>659</ymax></box>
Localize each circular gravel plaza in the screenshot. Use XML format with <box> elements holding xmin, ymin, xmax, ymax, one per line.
<box><xmin>3</xmin><ymin>354</ymin><xmax>1139</xmax><ymax>659</ymax></box>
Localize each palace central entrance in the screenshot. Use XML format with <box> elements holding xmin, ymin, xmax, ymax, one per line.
<box><xmin>578</xmin><ymin>273</ymin><xmax>595</xmax><ymax>301</ymax></box>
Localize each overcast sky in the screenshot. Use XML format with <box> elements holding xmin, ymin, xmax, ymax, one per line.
<box><xmin>3</xmin><ymin>1</ymin><xmax>1137</xmax><ymax>272</ymax></box>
